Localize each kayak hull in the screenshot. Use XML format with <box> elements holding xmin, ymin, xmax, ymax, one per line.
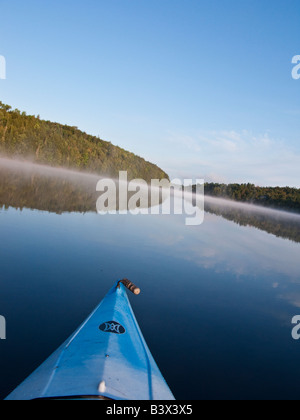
<box><xmin>6</xmin><ymin>282</ymin><xmax>175</xmax><ymax>400</ymax></box>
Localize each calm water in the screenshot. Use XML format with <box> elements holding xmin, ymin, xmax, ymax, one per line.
<box><xmin>1</xmin><ymin>206</ymin><xmax>300</xmax><ymax>400</ymax></box>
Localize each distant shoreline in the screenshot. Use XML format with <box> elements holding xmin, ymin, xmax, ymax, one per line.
<box><xmin>192</xmin><ymin>182</ymin><xmax>300</xmax><ymax>215</ymax></box>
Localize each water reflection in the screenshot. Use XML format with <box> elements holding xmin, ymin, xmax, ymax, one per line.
<box><xmin>204</xmin><ymin>196</ymin><xmax>300</xmax><ymax>244</ymax></box>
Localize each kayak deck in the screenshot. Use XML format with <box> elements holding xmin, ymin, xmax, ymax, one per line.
<box><xmin>6</xmin><ymin>281</ymin><xmax>175</xmax><ymax>400</ymax></box>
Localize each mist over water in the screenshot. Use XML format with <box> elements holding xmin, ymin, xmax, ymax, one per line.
<box><xmin>0</xmin><ymin>156</ymin><xmax>101</xmax><ymax>185</ymax></box>
<box><xmin>0</xmin><ymin>156</ymin><xmax>299</xmax><ymax>217</ymax></box>
<box><xmin>1</xmin><ymin>157</ymin><xmax>299</xmax><ymax>242</ymax></box>
<box><xmin>205</xmin><ymin>195</ymin><xmax>300</xmax><ymax>221</ymax></box>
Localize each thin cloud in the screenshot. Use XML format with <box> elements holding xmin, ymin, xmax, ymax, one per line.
<box><xmin>162</xmin><ymin>130</ymin><xmax>300</xmax><ymax>187</ymax></box>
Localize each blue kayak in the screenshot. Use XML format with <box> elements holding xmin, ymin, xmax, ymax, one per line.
<box><xmin>5</xmin><ymin>280</ymin><xmax>175</xmax><ymax>400</ymax></box>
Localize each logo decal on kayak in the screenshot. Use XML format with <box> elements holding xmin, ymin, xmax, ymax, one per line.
<box><xmin>99</xmin><ymin>321</ymin><xmax>126</xmax><ymax>335</ymax></box>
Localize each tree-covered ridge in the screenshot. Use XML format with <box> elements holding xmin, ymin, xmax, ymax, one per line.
<box><xmin>0</xmin><ymin>102</ymin><xmax>168</xmax><ymax>182</ymax></box>
<box><xmin>199</xmin><ymin>183</ymin><xmax>300</xmax><ymax>213</ymax></box>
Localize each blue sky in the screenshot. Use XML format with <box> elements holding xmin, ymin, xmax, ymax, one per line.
<box><xmin>0</xmin><ymin>0</ymin><xmax>300</xmax><ymax>186</ymax></box>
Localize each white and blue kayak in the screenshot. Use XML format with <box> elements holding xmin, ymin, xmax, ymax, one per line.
<box><xmin>6</xmin><ymin>280</ymin><xmax>175</xmax><ymax>400</ymax></box>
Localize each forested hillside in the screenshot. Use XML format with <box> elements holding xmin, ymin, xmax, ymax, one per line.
<box><xmin>0</xmin><ymin>102</ymin><xmax>168</xmax><ymax>182</ymax></box>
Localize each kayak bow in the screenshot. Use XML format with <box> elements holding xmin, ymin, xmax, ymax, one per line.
<box><xmin>5</xmin><ymin>280</ymin><xmax>175</xmax><ymax>400</ymax></box>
